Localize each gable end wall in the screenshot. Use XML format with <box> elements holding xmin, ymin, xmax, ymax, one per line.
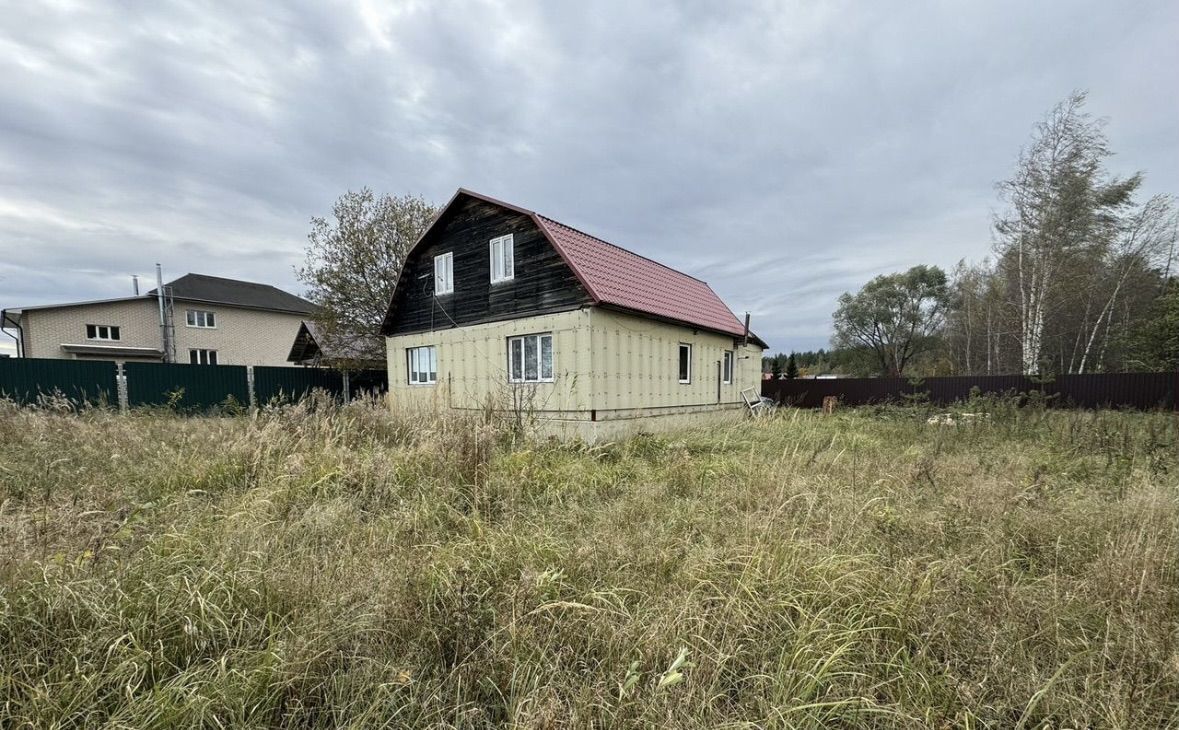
<box><xmin>386</xmin><ymin>197</ymin><xmax>591</xmax><ymax>335</ymax></box>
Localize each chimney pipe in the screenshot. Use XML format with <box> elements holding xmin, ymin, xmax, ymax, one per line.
<box><xmin>132</xmin><ymin>275</ymin><xmax>140</xmax><ymax>296</ymax></box>
<box><xmin>741</xmin><ymin>312</ymin><xmax>750</xmax><ymax>347</ymax></box>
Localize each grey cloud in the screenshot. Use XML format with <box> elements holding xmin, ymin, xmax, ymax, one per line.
<box><xmin>1</xmin><ymin>0</ymin><xmax>1176</xmax><ymax>355</ymax></box>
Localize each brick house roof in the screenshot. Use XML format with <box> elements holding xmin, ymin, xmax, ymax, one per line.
<box><xmin>149</xmin><ymin>273</ymin><xmax>317</xmax><ymax>314</ymax></box>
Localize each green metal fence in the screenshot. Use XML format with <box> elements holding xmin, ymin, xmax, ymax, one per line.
<box><xmin>0</xmin><ymin>358</ymin><xmax>118</xmax><ymax>405</ymax></box>
<box><xmin>348</xmin><ymin>369</ymin><xmax>389</xmax><ymax>397</ymax></box>
<box><xmin>253</xmin><ymin>366</ymin><xmax>344</xmax><ymax>404</ymax></box>
<box><xmin>1</xmin><ymin>359</ymin><xmax>388</xmax><ymax>410</ymax></box>
<box><xmin>124</xmin><ymin>362</ymin><xmax>250</xmax><ymax>410</ymax></box>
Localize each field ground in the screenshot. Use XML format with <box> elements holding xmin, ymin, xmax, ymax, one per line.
<box><xmin>1</xmin><ymin>399</ymin><xmax>1177</xmax><ymax>728</ymax></box>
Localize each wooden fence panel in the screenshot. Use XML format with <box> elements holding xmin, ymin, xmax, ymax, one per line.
<box><xmin>0</xmin><ymin>357</ymin><xmax>117</xmax><ymax>405</ymax></box>
<box><xmin>763</xmin><ymin>372</ymin><xmax>1178</xmax><ymax>410</ymax></box>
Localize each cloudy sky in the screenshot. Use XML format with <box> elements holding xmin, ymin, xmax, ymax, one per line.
<box><xmin>1</xmin><ymin>0</ymin><xmax>1176</xmax><ymax>356</ymax></box>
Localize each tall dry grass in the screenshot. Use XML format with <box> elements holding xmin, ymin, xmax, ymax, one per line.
<box><xmin>0</xmin><ymin>397</ymin><xmax>1176</xmax><ymax>728</ymax></box>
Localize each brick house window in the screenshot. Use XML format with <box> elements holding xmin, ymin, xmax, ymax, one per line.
<box><xmin>186</xmin><ymin>310</ymin><xmax>216</xmax><ymax>328</ymax></box>
<box><xmin>86</xmin><ymin>324</ymin><xmax>120</xmax><ymax>341</ymax></box>
<box><xmin>190</xmin><ymin>349</ymin><xmax>218</xmax><ymax>365</ymax></box>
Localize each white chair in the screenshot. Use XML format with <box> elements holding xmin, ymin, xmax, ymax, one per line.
<box><xmin>741</xmin><ymin>387</ymin><xmax>773</xmax><ymax>416</ymax></box>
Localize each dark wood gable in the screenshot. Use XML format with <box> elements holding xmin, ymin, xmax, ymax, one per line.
<box><xmin>384</xmin><ymin>196</ymin><xmax>592</xmax><ymax>336</ymax></box>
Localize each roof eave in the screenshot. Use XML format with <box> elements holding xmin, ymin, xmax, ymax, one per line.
<box><xmin>167</xmin><ymin>296</ymin><xmax>317</xmax><ymax>315</ymax></box>
<box><xmin>6</xmin><ymin>296</ymin><xmax>144</xmax><ymax>312</ymax></box>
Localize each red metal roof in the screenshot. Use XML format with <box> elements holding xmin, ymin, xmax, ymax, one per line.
<box><xmin>534</xmin><ymin>215</ymin><xmax>749</xmax><ymax>339</ymax></box>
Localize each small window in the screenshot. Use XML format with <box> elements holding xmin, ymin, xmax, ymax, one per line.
<box><xmin>489</xmin><ymin>234</ymin><xmax>514</xmax><ymax>283</ymax></box>
<box><xmin>186</xmin><ymin>310</ymin><xmax>216</xmax><ymax>328</ymax></box>
<box><xmin>722</xmin><ymin>350</ymin><xmax>734</xmax><ymax>384</ymax></box>
<box><xmin>678</xmin><ymin>343</ymin><xmax>692</xmax><ymax>384</ymax></box>
<box><xmin>434</xmin><ymin>252</ymin><xmax>454</xmax><ymax>295</ymax></box>
<box><xmin>407</xmin><ymin>345</ymin><xmax>437</xmax><ymax>385</ymax></box>
<box><xmin>86</xmin><ymin>324</ymin><xmax>120</xmax><ymax>341</ymax></box>
<box><xmin>508</xmin><ymin>333</ymin><xmax>553</xmax><ymax>383</ymax></box>
<box><xmin>189</xmin><ymin>349</ymin><xmax>218</xmax><ymax>365</ymax></box>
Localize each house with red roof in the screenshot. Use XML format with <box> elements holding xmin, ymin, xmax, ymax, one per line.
<box><xmin>380</xmin><ymin>189</ymin><xmax>767</xmax><ymax>438</ymax></box>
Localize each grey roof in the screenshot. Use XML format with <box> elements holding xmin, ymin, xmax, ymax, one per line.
<box><xmin>148</xmin><ymin>273</ymin><xmax>317</xmax><ymax>314</ymax></box>
<box><xmin>288</xmin><ymin>320</ymin><xmax>384</xmax><ymax>364</ymax></box>
<box><xmin>7</xmin><ymin>273</ymin><xmax>318</xmax><ymax>315</ymax></box>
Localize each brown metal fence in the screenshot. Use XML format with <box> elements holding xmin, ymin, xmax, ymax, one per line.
<box><xmin>762</xmin><ymin>372</ymin><xmax>1179</xmax><ymax>410</ymax></box>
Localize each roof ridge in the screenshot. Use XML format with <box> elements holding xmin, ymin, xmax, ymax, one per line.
<box><xmin>171</xmin><ymin>272</ymin><xmax>284</xmax><ymax>289</ymax></box>
<box><xmin>536</xmin><ymin>214</ymin><xmax>709</xmax><ymax>285</ymax></box>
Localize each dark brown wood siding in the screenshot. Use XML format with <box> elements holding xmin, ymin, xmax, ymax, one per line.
<box><xmin>385</xmin><ymin>197</ymin><xmax>591</xmax><ymax>335</ymax></box>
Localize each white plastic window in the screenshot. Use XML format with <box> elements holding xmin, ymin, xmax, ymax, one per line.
<box><xmin>408</xmin><ymin>346</ymin><xmax>437</xmax><ymax>385</ymax></box>
<box><xmin>186</xmin><ymin>310</ymin><xmax>216</xmax><ymax>328</ymax></box>
<box><xmin>489</xmin><ymin>234</ymin><xmax>514</xmax><ymax>283</ymax></box>
<box><xmin>434</xmin><ymin>252</ymin><xmax>453</xmax><ymax>295</ymax></box>
<box><xmin>507</xmin><ymin>333</ymin><xmax>553</xmax><ymax>383</ymax></box>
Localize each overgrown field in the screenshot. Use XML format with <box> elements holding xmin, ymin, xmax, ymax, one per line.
<box><xmin>1</xmin><ymin>399</ymin><xmax>1177</xmax><ymax>728</ymax></box>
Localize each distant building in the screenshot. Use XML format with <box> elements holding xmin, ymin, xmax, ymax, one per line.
<box><xmin>2</xmin><ymin>273</ymin><xmax>316</xmax><ymax>366</ymax></box>
<box><xmin>287</xmin><ymin>320</ymin><xmax>385</xmax><ymax>370</ymax></box>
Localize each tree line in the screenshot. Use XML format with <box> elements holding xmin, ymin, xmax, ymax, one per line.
<box><xmin>767</xmin><ymin>92</ymin><xmax>1177</xmax><ymax>377</ymax></box>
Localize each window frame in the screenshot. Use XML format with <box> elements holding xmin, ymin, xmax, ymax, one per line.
<box><xmin>185</xmin><ymin>309</ymin><xmax>217</xmax><ymax>329</ymax></box>
<box><xmin>507</xmin><ymin>332</ymin><xmax>554</xmax><ymax>383</ymax></box>
<box><xmin>189</xmin><ymin>348</ymin><xmax>218</xmax><ymax>365</ymax></box>
<box><xmin>407</xmin><ymin>345</ymin><xmax>437</xmax><ymax>385</ymax></box>
<box><xmin>489</xmin><ymin>234</ymin><xmax>515</xmax><ymax>284</ymax></box>
<box><xmin>678</xmin><ymin>343</ymin><xmax>692</xmax><ymax>384</ymax></box>
<box><xmin>86</xmin><ymin>324</ymin><xmax>121</xmax><ymax>341</ymax></box>
<box><xmin>722</xmin><ymin>350</ymin><xmax>734</xmax><ymax>384</ymax></box>
<box><xmin>434</xmin><ymin>252</ymin><xmax>454</xmax><ymax>295</ymax></box>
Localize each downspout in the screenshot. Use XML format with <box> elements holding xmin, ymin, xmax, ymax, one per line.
<box><xmin>1</xmin><ymin>309</ymin><xmax>23</xmax><ymax>357</ymax></box>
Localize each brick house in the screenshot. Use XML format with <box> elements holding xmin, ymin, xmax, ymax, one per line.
<box><xmin>2</xmin><ymin>273</ymin><xmax>316</xmax><ymax>366</ymax></box>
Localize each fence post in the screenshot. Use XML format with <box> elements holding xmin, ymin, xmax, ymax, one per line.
<box><xmin>246</xmin><ymin>365</ymin><xmax>257</xmax><ymax>411</ymax></box>
<box><xmin>342</xmin><ymin>371</ymin><xmax>351</xmax><ymax>404</ymax></box>
<box><xmin>116</xmin><ymin>361</ymin><xmax>128</xmax><ymax>413</ymax></box>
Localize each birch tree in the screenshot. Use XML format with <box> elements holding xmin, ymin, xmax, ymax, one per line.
<box><xmin>945</xmin><ymin>260</ymin><xmax>1011</xmax><ymax>375</ymax></box>
<box><xmin>1076</xmin><ymin>195</ymin><xmax>1177</xmax><ymax>372</ymax></box>
<box><xmin>994</xmin><ymin>91</ymin><xmax>1139</xmax><ymax>374</ymax></box>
